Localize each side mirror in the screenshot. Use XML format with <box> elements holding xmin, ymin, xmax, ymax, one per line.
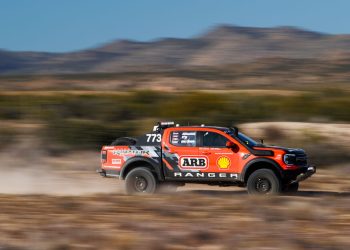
<box><xmin>226</xmin><ymin>141</ymin><xmax>236</xmax><ymax>148</ymax></box>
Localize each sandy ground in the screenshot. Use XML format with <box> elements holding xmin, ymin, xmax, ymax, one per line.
<box><xmin>0</xmin><ymin>183</ymin><xmax>349</xmax><ymax>250</ymax></box>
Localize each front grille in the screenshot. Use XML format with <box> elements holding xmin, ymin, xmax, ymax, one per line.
<box><xmin>295</xmin><ymin>155</ymin><xmax>307</xmax><ymax>166</ymax></box>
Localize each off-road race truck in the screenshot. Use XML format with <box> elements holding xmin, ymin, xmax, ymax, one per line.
<box><xmin>98</xmin><ymin>122</ymin><xmax>316</xmax><ymax>195</ymax></box>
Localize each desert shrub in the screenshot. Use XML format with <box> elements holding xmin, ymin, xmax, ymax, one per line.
<box><xmin>264</xmin><ymin>126</ymin><xmax>286</xmax><ymax>141</ymax></box>
<box><xmin>44</xmin><ymin>118</ymin><xmax>137</xmax><ymax>150</ymax></box>
<box><xmin>0</xmin><ymin>96</ymin><xmax>23</xmax><ymax>119</ymax></box>
<box><xmin>1</xmin><ymin>90</ymin><xmax>350</xmax><ymax>151</ymax></box>
<box><xmin>304</xmin><ymin>143</ymin><xmax>350</xmax><ymax>167</ymax></box>
<box><xmin>0</xmin><ymin>128</ymin><xmax>16</xmax><ymax>150</ymax></box>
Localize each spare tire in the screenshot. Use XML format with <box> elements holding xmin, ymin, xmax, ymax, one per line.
<box><xmin>111</xmin><ymin>137</ymin><xmax>137</xmax><ymax>146</ymax></box>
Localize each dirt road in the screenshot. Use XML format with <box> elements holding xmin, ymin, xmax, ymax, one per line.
<box><xmin>0</xmin><ymin>167</ymin><xmax>349</xmax><ymax>196</ymax></box>
<box><xmin>0</xmin><ymin>165</ymin><xmax>349</xmax><ymax>250</ymax></box>
<box><xmin>0</xmin><ymin>190</ymin><xmax>349</xmax><ymax>250</ymax></box>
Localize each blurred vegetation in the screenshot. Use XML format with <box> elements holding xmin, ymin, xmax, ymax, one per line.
<box><xmin>0</xmin><ymin>89</ymin><xmax>350</xmax><ymax>152</ymax></box>
<box><xmin>261</xmin><ymin>126</ymin><xmax>350</xmax><ymax>167</ymax></box>
<box><xmin>0</xmin><ymin>128</ymin><xmax>15</xmax><ymax>150</ymax></box>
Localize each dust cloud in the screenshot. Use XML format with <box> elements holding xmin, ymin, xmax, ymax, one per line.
<box><xmin>0</xmin><ymin>167</ymin><xmax>121</xmax><ymax>195</ymax></box>
<box><xmin>0</xmin><ymin>135</ymin><xmax>121</xmax><ymax>195</ymax></box>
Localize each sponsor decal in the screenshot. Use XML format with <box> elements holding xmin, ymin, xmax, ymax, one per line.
<box><xmin>171</xmin><ymin>131</ymin><xmax>196</xmax><ymax>146</ymax></box>
<box><xmin>179</xmin><ymin>156</ymin><xmax>208</xmax><ymax>170</ymax></box>
<box><xmin>172</xmin><ymin>132</ymin><xmax>179</xmax><ymax>143</ymax></box>
<box><xmin>173</xmin><ymin>172</ymin><xmax>238</xmax><ymax>178</ymax></box>
<box><xmin>180</xmin><ymin>132</ymin><xmax>196</xmax><ymax>144</ymax></box>
<box><xmin>112</xmin><ymin>159</ymin><xmax>121</xmax><ymax>165</ymax></box>
<box><xmin>103</xmin><ymin>165</ymin><xmax>121</xmax><ymax>169</ymax></box>
<box><xmin>140</xmin><ymin>146</ymin><xmax>161</xmax><ymax>158</ymax></box>
<box><xmin>217</xmin><ymin>156</ymin><xmax>231</xmax><ymax>169</ymax></box>
<box><xmin>180</xmin><ymin>139</ymin><xmax>196</xmax><ymax>144</ymax></box>
<box><xmin>112</xmin><ymin>150</ymin><xmax>149</xmax><ymax>155</ymax></box>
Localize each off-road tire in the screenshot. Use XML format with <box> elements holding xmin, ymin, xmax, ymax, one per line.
<box><xmin>282</xmin><ymin>182</ymin><xmax>299</xmax><ymax>193</ymax></box>
<box><xmin>125</xmin><ymin>167</ymin><xmax>157</xmax><ymax>195</ymax></box>
<box><xmin>111</xmin><ymin>137</ymin><xmax>137</xmax><ymax>146</ymax></box>
<box><xmin>247</xmin><ymin>169</ymin><xmax>281</xmax><ymax>195</ymax></box>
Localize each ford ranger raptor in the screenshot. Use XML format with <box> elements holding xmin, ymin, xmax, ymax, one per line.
<box><xmin>98</xmin><ymin>122</ymin><xmax>316</xmax><ymax>195</ymax></box>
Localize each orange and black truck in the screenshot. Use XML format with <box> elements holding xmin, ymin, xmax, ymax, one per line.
<box><xmin>98</xmin><ymin>122</ymin><xmax>316</xmax><ymax>195</ymax></box>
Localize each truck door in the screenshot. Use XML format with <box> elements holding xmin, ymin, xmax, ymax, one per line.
<box><xmin>161</xmin><ymin>130</ymin><xmax>201</xmax><ymax>178</ymax></box>
<box><xmin>198</xmin><ymin>131</ymin><xmax>240</xmax><ymax>174</ymax></box>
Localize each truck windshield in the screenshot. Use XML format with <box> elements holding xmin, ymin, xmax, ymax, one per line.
<box><xmin>224</xmin><ymin>129</ymin><xmax>259</xmax><ymax>148</ymax></box>
<box><xmin>237</xmin><ymin>132</ymin><xmax>259</xmax><ymax>148</ymax></box>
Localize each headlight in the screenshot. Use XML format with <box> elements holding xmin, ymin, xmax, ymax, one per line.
<box><xmin>283</xmin><ymin>154</ymin><xmax>296</xmax><ymax>165</ymax></box>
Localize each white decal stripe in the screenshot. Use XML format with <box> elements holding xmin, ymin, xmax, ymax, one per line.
<box><xmin>103</xmin><ymin>165</ymin><xmax>121</xmax><ymax>169</ymax></box>
<box><xmin>141</xmin><ymin>146</ymin><xmax>159</xmax><ymax>157</ymax></box>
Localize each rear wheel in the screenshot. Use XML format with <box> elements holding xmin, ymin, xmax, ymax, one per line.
<box><xmin>125</xmin><ymin>167</ymin><xmax>157</xmax><ymax>195</ymax></box>
<box><xmin>111</xmin><ymin>137</ymin><xmax>137</xmax><ymax>146</ymax></box>
<box><xmin>247</xmin><ymin>169</ymin><xmax>281</xmax><ymax>195</ymax></box>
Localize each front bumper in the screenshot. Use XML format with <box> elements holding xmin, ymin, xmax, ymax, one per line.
<box><xmin>96</xmin><ymin>168</ymin><xmax>120</xmax><ymax>178</ymax></box>
<box><xmin>290</xmin><ymin>165</ymin><xmax>316</xmax><ymax>184</ymax></box>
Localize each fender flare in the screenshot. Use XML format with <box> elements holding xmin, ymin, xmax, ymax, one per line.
<box><xmin>240</xmin><ymin>158</ymin><xmax>283</xmax><ymax>182</ymax></box>
<box><xmin>120</xmin><ymin>156</ymin><xmax>164</xmax><ymax>181</ymax></box>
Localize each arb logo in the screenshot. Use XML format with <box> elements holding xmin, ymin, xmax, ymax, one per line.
<box><xmin>217</xmin><ymin>156</ymin><xmax>231</xmax><ymax>169</ymax></box>
<box><xmin>179</xmin><ymin>156</ymin><xmax>208</xmax><ymax>169</ymax></box>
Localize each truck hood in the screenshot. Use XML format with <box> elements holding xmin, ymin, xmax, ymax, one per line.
<box><xmin>254</xmin><ymin>145</ymin><xmax>306</xmax><ymax>155</ymax></box>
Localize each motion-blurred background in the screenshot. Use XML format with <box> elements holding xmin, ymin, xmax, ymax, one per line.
<box><xmin>0</xmin><ymin>1</ymin><xmax>349</xmax><ymax>249</ymax></box>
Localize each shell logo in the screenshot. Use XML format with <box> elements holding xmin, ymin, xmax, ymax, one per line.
<box><xmin>217</xmin><ymin>156</ymin><xmax>231</xmax><ymax>169</ymax></box>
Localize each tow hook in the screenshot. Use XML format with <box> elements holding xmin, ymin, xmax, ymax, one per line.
<box><xmin>291</xmin><ymin>165</ymin><xmax>316</xmax><ymax>184</ymax></box>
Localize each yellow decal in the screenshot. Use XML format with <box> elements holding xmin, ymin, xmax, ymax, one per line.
<box><xmin>217</xmin><ymin>156</ymin><xmax>231</xmax><ymax>169</ymax></box>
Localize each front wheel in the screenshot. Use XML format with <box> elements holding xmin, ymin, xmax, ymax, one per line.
<box><xmin>247</xmin><ymin>169</ymin><xmax>281</xmax><ymax>195</ymax></box>
<box><xmin>125</xmin><ymin>167</ymin><xmax>157</xmax><ymax>195</ymax></box>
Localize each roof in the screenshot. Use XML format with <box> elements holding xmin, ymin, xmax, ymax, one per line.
<box><xmin>166</xmin><ymin>125</ymin><xmax>232</xmax><ymax>131</ymax></box>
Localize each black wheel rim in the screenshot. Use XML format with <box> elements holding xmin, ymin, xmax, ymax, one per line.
<box><xmin>255</xmin><ymin>177</ymin><xmax>271</xmax><ymax>193</ymax></box>
<box><xmin>134</xmin><ymin>176</ymin><xmax>148</xmax><ymax>192</ymax></box>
